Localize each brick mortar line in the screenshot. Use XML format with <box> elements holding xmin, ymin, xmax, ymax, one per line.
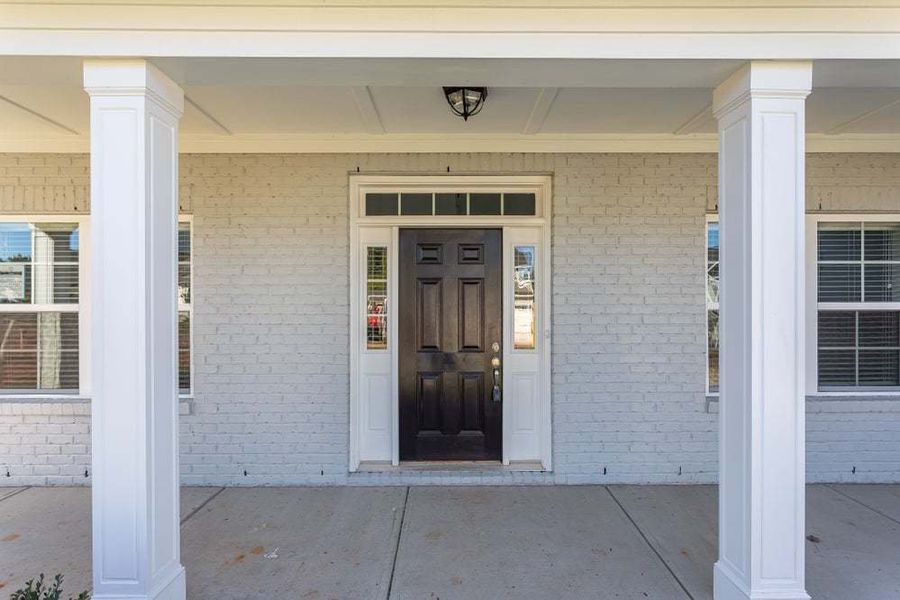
<box><xmin>605</xmin><ymin>485</ymin><xmax>695</xmax><ymax>600</ymax></box>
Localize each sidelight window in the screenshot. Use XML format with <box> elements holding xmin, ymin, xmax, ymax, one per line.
<box><xmin>514</xmin><ymin>246</ymin><xmax>536</xmax><ymax>350</ymax></box>
<box><xmin>366</xmin><ymin>246</ymin><xmax>388</xmax><ymax>350</ymax></box>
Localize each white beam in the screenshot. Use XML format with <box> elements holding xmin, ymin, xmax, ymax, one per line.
<box><xmin>184</xmin><ymin>95</ymin><xmax>231</xmax><ymax>135</ymax></box>
<box><xmin>825</xmin><ymin>94</ymin><xmax>900</xmax><ymax>134</ymax></box>
<box><xmin>84</xmin><ymin>59</ymin><xmax>185</xmax><ymax>600</ymax></box>
<box><xmin>522</xmin><ymin>87</ymin><xmax>558</xmax><ymax>135</ymax></box>
<box><xmin>3</xmin><ymin>4</ymin><xmax>900</xmax><ymax>58</ymax></box>
<box><xmin>673</xmin><ymin>103</ymin><xmax>713</xmax><ymax>135</ymax></box>
<box><xmin>0</xmin><ymin>94</ymin><xmax>80</xmax><ymax>135</ymax></box>
<box><xmin>713</xmin><ymin>61</ymin><xmax>811</xmax><ymax>600</ymax></box>
<box><xmin>350</xmin><ymin>86</ymin><xmax>385</xmax><ymax>134</ymax></box>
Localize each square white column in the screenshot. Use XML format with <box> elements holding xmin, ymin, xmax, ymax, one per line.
<box><xmin>712</xmin><ymin>61</ymin><xmax>812</xmax><ymax>600</ymax></box>
<box><xmin>84</xmin><ymin>59</ymin><xmax>185</xmax><ymax>600</ymax></box>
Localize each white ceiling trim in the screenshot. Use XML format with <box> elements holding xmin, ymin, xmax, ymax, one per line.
<box><xmin>522</xmin><ymin>88</ymin><xmax>559</xmax><ymax>135</ymax></box>
<box><xmin>184</xmin><ymin>95</ymin><xmax>232</xmax><ymax>135</ymax></box>
<box><xmin>4</xmin><ymin>132</ymin><xmax>900</xmax><ymax>154</ymax></box>
<box><xmin>0</xmin><ymin>94</ymin><xmax>80</xmax><ymax>135</ymax></box>
<box><xmin>350</xmin><ymin>86</ymin><xmax>385</xmax><ymax>135</ymax></box>
<box><xmin>4</xmin><ymin>4</ymin><xmax>900</xmax><ymax>59</ymax></box>
<box><xmin>673</xmin><ymin>103</ymin><xmax>713</xmax><ymax>135</ymax></box>
<box><xmin>825</xmin><ymin>94</ymin><xmax>900</xmax><ymax>135</ymax></box>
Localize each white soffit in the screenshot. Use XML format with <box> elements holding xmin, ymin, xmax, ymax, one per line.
<box><xmin>0</xmin><ymin>57</ymin><xmax>900</xmax><ymax>152</ymax></box>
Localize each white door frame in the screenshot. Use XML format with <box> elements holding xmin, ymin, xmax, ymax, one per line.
<box><xmin>349</xmin><ymin>175</ymin><xmax>552</xmax><ymax>471</ymax></box>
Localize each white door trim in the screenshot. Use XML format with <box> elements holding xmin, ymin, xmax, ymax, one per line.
<box><xmin>349</xmin><ymin>175</ymin><xmax>552</xmax><ymax>471</ymax></box>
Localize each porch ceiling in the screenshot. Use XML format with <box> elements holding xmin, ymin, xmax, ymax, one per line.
<box><xmin>2</xmin><ymin>57</ymin><xmax>900</xmax><ymax>153</ymax></box>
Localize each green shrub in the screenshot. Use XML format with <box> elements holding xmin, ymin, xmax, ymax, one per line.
<box><xmin>9</xmin><ymin>574</ymin><xmax>89</xmax><ymax>600</ymax></box>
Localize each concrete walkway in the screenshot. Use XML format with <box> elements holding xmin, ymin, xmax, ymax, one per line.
<box><xmin>1</xmin><ymin>485</ymin><xmax>898</xmax><ymax>599</ymax></box>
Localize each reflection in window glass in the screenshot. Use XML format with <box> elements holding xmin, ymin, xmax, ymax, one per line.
<box><xmin>367</xmin><ymin>247</ymin><xmax>388</xmax><ymax>350</ymax></box>
<box><xmin>514</xmin><ymin>246</ymin><xmax>536</xmax><ymax>350</ymax></box>
<box><xmin>365</xmin><ymin>193</ymin><xmax>399</xmax><ymax>216</ymax></box>
<box><xmin>503</xmin><ymin>193</ymin><xmax>536</xmax><ymax>216</ymax></box>
<box><xmin>400</xmin><ymin>193</ymin><xmax>433</xmax><ymax>215</ymax></box>
<box><xmin>0</xmin><ymin>223</ymin><xmax>80</xmax><ymax>305</ymax></box>
<box><xmin>707</xmin><ymin>222</ymin><xmax>719</xmax><ymax>392</ymax></box>
<box><xmin>470</xmin><ymin>193</ymin><xmax>501</xmax><ymax>216</ymax></box>
<box><xmin>0</xmin><ymin>312</ymin><xmax>79</xmax><ymax>391</ymax></box>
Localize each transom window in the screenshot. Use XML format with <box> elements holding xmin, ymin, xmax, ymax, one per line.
<box><xmin>365</xmin><ymin>192</ymin><xmax>537</xmax><ymax>217</ymax></box>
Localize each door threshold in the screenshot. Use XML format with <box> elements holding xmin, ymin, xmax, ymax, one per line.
<box><xmin>356</xmin><ymin>460</ymin><xmax>545</xmax><ymax>473</ymax></box>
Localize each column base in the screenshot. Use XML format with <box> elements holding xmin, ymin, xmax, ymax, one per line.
<box><xmin>92</xmin><ymin>565</ymin><xmax>185</xmax><ymax>600</ymax></box>
<box><xmin>714</xmin><ymin>562</ymin><xmax>810</xmax><ymax>600</ymax></box>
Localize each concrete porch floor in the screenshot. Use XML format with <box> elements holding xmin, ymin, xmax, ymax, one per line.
<box><xmin>1</xmin><ymin>485</ymin><xmax>898</xmax><ymax>599</ymax></box>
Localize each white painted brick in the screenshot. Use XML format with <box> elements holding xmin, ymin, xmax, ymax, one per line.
<box><xmin>0</xmin><ymin>153</ymin><xmax>899</xmax><ymax>487</ymax></box>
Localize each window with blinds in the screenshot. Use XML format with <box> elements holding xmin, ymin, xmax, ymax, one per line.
<box><xmin>0</xmin><ymin>222</ymin><xmax>81</xmax><ymax>392</ymax></box>
<box><xmin>178</xmin><ymin>221</ymin><xmax>192</xmax><ymax>394</ymax></box>
<box><xmin>817</xmin><ymin>221</ymin><xmax>900</xmax><ymax>389</ymax></box>
<box><xmin>707</xmin><ymin>221</ymin><xmax>720</xmax><ymax>393</ymax></box>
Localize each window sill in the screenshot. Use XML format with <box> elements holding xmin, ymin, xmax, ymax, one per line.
<box><xmin>706</xmin><ymin>393</ymin><xmax>900</xmax><ymax>414</ymax></box>
<box><xmin>0</xmin><ymin>395</ymin><xmax>196</xmax><ymax>415</ymax></box>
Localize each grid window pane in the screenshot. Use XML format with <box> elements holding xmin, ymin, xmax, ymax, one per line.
<box><xmin>863</xmin><ymin>264</ymin><xmax>900</xmax><ymax>302</ymax></box>
<box><xmin>858</xmin><ymin>311</ymin><xmax>899</xmax><ymax>347</ymax></box>
<box><xmin>818</xmin><ymin>311</ymin><xmax>857</xmax><ymax>347</ymax></box>
<box><xmin>0</xmin><ymin>223</ymin><xmax>80</xmax><ymax>305</ymax></box>
<box><xmin>178</xmin><ymin>311</ymin><xmax>191</xmax><ymax>393</ymax></box>
<box><xmin>818</xmin><ymin>224</ymin><xmax>861</xmax><ymax>261</ymax></box>
<box><xmin>504</xmin><ymin>193</ymin><xmax>536</xmax><ymax>216</ymax></box>
<box><xmin>863</xmin><ymin>223</ymin><xmax>900</xmax><ymax>261</ymax></box>
<box><xmin>708</xmin><ymin>309</ymin><xmax>719</xmax><ymax>392</ymax></box>
<box><xmin>513</xmin><ymin>246</ymin><xmax>536</xmax><ymax>350</ymax></box>
<box><xmin>435</xmin><ymin>193</ymin><xmax>467</xmax><ymax>215</ymax></box>
<box><xmin>469</xmin><ymin>193</ymin><xmax>501</xmax><ymax>215</ymax></box>
<box><xmin>818</xmin><ymin>264</ymin><xmax>862</xmax><ymax>302</ymax></box>
<box><xmin>365</xmin><ymin>193</ymin><xmax>399</xmax><ymax>216</ymax></box>
<box><xmin>0</xmin><ymin>312</ymin><xmax>79</xmax><ymax>391</ymax></box>
<box><xmin>818</xmin><ymin>349</ymin><xmax>857</xmax><ymax>387</ymax></box>
<box><xmin>400</xmin><ymin>193</ymin><xmax>433</xmax><ymax>216</ymax></box>
<box><xmin>859</xmin><ymin>349</ymin><xmax>900</xmax><ymax>386</ymax></box>
<box><xmin>367</xmin><ymin>247</ymin><xmax>388</xmax><ymax>350</ymax></box>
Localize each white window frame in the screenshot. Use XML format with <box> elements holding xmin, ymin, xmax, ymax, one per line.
<box><xmin>0</xmin><ymin>214</ymin><xmax>194</xmax><ymax>399</ymax></box>
<box><xmin>0</xmin><ymin>215</ymin><xmax>90</xmax><ymax>398</ymax></box>
<box><xmin>806</xmin><ymin>213</ymin><xmax>900</xmax><ymax>396</ymax></box>
<box><xmin>178</xmin><ymin>215</ymin><xmax>194</xmax><ymax>398</ymax></box>
<box><xmin>349</xmin><ymin>175</ymin><xmax>552</xmax><ymax>472</ymax></box>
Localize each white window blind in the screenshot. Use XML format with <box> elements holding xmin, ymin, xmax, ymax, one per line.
<box><xmin>0</xmin><ymin>222</ymin><xmax>81</xmax><ymax>392</ymax></box>
<box><xmin>817</xmin><ymin>221</ymin><xmax>900</xmax><ymax>389</ymax></box>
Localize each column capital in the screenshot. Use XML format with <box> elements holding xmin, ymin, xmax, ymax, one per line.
<box><xmin>713</xmin><ymin>61</ymin><xmax>812</xmax><ymax>119</ymax></box>
<box><xmin>83</xmin><ymin>59</ymin><xmax>184</xmax><ymax>117</ymax></box>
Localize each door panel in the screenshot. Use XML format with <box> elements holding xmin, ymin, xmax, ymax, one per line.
<box><xmin>399</xmin><ymin>228</ymin><xmax>502</xmax><ymax>461</ymax></box>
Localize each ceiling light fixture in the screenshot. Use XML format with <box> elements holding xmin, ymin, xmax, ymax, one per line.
<box><xmin>443</xmin><ymin>87</ymin><xmax>488</xmax><ymax>121</ymax></box>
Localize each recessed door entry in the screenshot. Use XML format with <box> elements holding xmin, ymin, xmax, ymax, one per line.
<box><xmin>399</xmin><ymin>228</ymin><xmax>503</xmax><ymax>461</ymax></box>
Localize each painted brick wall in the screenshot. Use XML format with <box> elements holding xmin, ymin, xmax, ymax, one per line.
<box><xmin>1</xmin><ymin>152</ymin><xmax>899</xmax><ymax>486</ymax></box>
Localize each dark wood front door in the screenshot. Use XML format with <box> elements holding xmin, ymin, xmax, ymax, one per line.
<box><xmin>399</xmin><ymin>228</ymin><xmax>502</xmax><ymax>461</ymax></box>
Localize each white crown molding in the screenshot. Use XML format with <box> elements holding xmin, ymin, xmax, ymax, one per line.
<box><xmin>3</xmin><ymin>132</ymin><xmax>900</xmax><ymax>154</ymax></box>
<box><xmin>4</xmin><ymin>4</ymin><xmax>900</xmax><ymax>59</ymax></box>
